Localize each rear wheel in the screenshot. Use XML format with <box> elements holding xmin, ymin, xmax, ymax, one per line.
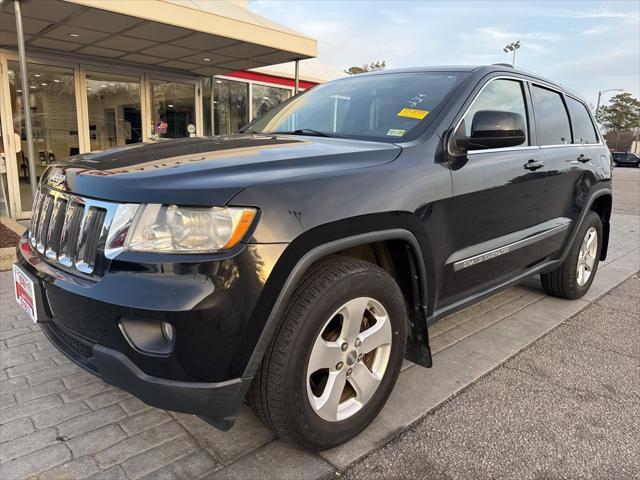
<box><xmin>247</xmin><ymin>255</ymin><xmax>407</xmax><ymax>450</ymax></box>
<box><xmin>541</xmin><ymin>211</ymin><xmax>602</xmax><ymax>299</ymax></box>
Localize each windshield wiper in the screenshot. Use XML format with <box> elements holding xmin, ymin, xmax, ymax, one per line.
<box><xmin>269</xmin><ymin>128</ymin><xmax>341</xmax><ymax>138</ymax></box>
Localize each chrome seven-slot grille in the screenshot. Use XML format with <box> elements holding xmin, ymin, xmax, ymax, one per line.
<box><xmin>29</xmin><ymin>186</ymin><xmax>116</xmax><ymax>275</ymax></box>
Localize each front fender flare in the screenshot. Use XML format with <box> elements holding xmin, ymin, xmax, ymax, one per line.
<box><xmin>561</xmin><ymin>186</ymin><xmax>612</xmax><ymax>261</ymax></box>
<box><xmin>241</xmin><ymin>223</ymin><xmax>432</xmax><ymax>379</ymax></box>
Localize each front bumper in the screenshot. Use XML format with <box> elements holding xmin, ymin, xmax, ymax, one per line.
<box><xmin>17</xmin><ymin>235</ymin><xmax>288</xmax><ymax>430</ymax></box>
<box><xmin>40</xmin><ymin>319</ymin><xmax>249</xmax><ymax>429</ymax></box>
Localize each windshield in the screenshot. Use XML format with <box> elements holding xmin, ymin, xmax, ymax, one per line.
<box><xmin>245</xmin><ymin>72</ymin><xmax>466</xmax><ymax>142</ymax></box>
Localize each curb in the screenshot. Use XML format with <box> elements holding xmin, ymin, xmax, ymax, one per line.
<box><xmin>0</xmin><ymin>217</ymin><xmax>26</xmax><ymax>271</ymax></box>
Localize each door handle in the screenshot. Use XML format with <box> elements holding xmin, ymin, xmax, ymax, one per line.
<box><xmin>524</xmin><ymin>159</ymin><xmax>545</xmax><ymax>171</ymax></box>
<box><xmin>577</xmin><ymin>154</ymin><xmax>592</xmax><ymax>163</ymax></box>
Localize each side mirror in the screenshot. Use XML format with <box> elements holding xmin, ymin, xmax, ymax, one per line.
<box><xmin>455</xmin><ymin>110</ymin><xmax>526</xmax><ymax>152</ymax></box>
<box><xmin>470</xmin><ymin>110</ymin><xmax>526</xmax><ymax>149</ymax></box>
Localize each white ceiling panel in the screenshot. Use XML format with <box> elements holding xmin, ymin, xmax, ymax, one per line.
<box><xmin>2</xmin><ymin>0</ymin><xmax>315</xmax><ymax>76</ymax></box>
<box><xmin>181</xmin><ymin>52</ymin><xmax>235</xmax><ymax>65</ymax></box>
<box><xmin>43</xmin><ymin>25</ymin><xmax>110</xmax><ymax>44</ymax></box>
<box><xmin>120</xmin><ymin>53</ymin><xmax>167</xmax><ymax>65</ymax></box>
<box><xmin>171</xmin><ymin>32</ymin><xmax>239</xmax><ymax>51</ymax></box>
<box><xmin>255</xmin><ymin>50</ymin><xmax>305</xmax><ymax>66</ymax></box>
<box><xmin>66</xmin><ymin>9</ymin><xmax>141</xmax><ymax>33</ymax></box>
<box><xmin>213</xmin><ymin>42</ymin><xmax>275</xmax><ymax>59</ymax></box>
<box><xmin>0</xmin><ymin>13</ymin><xmax>52</xmax><ymax>34</ymax></box>
<box><xmin>94</xmin><ymin>35</ymin><xmax>156</xmax><ymax>52</ymax></box>
<box><xmin>0</xmin><ymin>30</ymin><xmax>30</xmax><ymax>46</ymax></box>
<box><xmin>124</xmin><ymin>22</ymin><xmax>192</xmax><ymax>42</ymax></box>
<box><xmin>140</xmin><ymin>44</ymin><xmax>195</xmax><ymax>60</ymax></box>
<box><xmin>29</xmin><ymin>37</ymin><xmax>82</xmax><ymax>52</ymax></box>
<box><xmin>18</xmin><ymin>0</ymin><xmax>80</xmax><ymax>22</ymax></box>
<box><xmin>76</xmin><ymin>45</ymin><xmax>125</xmax><ymax>58</ymax></box>
<box><xmin>159</xmin><ymin>60</ymin><xmax>201</xmax><ymax>70</ymax></box>
<box><xmin>217</xmin><ymin>59</ymin><xmax>268</xmax><ymax>71</ymax></box>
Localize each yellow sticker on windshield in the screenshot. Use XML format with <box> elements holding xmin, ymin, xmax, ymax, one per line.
<box><xmin>387</xmin><ymin>129</ymin><xmax>406</xmax><ymax>137</ymax></box>
<box><xmin>397</xmin><ymin>108</ymin><xmax>429</xmax><ymax>119</ymax></box>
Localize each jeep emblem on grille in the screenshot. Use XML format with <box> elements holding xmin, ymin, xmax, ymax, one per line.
<box><xmin>46</xmin><ymin>168</ymin><xmax>67</xmax><ymax>190</ymax></box>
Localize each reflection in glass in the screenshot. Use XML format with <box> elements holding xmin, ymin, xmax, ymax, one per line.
<box><xmin>531</xmin><ymin>86</ymin><xmax>571</xmax><ymax>146</ymax></box>
<box><xmin>251</xmin><ymin>84</ymin><xmax>291</xmax><ymax>120</ymax></box>
<box><xmin>248</xmin><ymin>73</ymin><xmax>462</xmax><ymax>141</ymax></box>
<box><xmin>202</xmin><ymin>77</ymin><xmax>213</xmax><ymax>136</ymax></box>
<box><xmin>462</xmin><ymin>79</ymin><xmax>528</xmax><ymax>140</ymax></box>
<box><xmin>86</xmin><ymin>73</ymin><xmax>142</xmax><ymax>151</ymax></box>
<box><xmin>566</xmin><ymin>96</ymin><xmax>598</xmax><ymax>144</ymax></box>
<box><xmin>214</xmin><ymin>79</ymin><xmax>248</xmax><ymax>135</ymax></box>
<box><xmin>0</xmin><ymin>114</ymin><xmax>8</xmax><ymax>216</ymax></box>
<box><xmin>8</xmin><ymin>61</ymin><xmax>78</xmax><ymax>211</ymax></box>
<box><xmin>150</xmin><ymin>80</ymin><xmax>196</xmax><ymax>139</ymax></box>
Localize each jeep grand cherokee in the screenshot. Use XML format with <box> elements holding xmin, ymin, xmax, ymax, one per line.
<box><xmin>14</xmin><ymin>65</ymin><xmax>612</xmax><ymax>450</ymax></box>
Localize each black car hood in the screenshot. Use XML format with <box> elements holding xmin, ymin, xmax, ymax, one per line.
<box><xmin>52</xmin><ymin>135</ymin><xmax>401</xmax><ymax>205</ymax></box>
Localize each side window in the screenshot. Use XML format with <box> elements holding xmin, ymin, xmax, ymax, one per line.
<box><xmin>531</xmin><ymin>86</ymin><xmax>572</xmax><ymax>145</ymax></box>
<box><xmin>566</xmin><ymin>97</ymin><xmax>599</xmax><ymax>144</ymax></box>
<box><xmin>459</xmin><ymin>78</ymin><xmax>529</xmax><ymax>148</ymax></box>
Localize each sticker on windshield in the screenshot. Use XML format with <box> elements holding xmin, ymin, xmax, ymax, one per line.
<box><xmin>386</xmin><ymin>129</ymin><xmax>406</xmax><ymax>137</ymax></box>
<box><xmin>397</xmin><ymin>108</ymin><xmax>429</xmax><ymax>120</ymax></box>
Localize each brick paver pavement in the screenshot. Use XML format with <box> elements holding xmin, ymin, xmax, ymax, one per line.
<box><xmin>1</xmin><ymin>205</ymin><xmax>638</xmax><ymax>478</ymax></box>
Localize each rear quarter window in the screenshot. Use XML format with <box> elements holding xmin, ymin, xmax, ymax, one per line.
<box><xmin>531</xmin><ymin>85</ymin><xmax>572</xmax><ymax>146</ymax></box>
<box><xmin>566</xmin><ymin>96</ymin><xmax>599</xmax><ymax>144</ymax></box>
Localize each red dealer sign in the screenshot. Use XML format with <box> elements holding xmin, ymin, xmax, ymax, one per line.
<box><xmin>225</xmin><ymin>71</ymin><xmax>317</xmax><ymax>90</ymax></box>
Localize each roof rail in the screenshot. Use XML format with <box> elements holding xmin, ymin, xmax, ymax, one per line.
<box><xmin>492</xmin><ymin>63</ymin><xmax>514</xmax><ymax>68</ymax></box>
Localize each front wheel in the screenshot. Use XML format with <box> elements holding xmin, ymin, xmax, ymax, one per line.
<box><xmin>541</xmin><ymin>211</ymin><xmax>602</xmax><ymax>299</ymax></box>
<box><xmin>247</xmin><ymin>256</ymin><xmax>407</xmax><ymax>450</ymax></box>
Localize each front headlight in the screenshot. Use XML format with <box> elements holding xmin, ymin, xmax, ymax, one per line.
<box><xmin>106</xmin><ymin>204</ymin><xmax>257</xmax><ymax>255</ymax></box>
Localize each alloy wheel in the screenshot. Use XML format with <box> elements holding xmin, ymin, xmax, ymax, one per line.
<box><xmin>306</xmin><ymin>297</ymin><xmax>392</xmax><ymax>422</ymax></box>
<box><xmin>577</xmin><ymin>226</ymin><xmax>598</xmax><ymax>286</ymax></box>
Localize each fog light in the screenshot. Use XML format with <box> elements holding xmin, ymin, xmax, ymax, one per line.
<box><xmin>119</xmin><ymin>317</ymin><xmax>175</xmax><ymax>356</ymax></box>
<box><xmin>161</xmin><ymin>322</ymin><xmax>175</xmax><ymax>342</ymax></box>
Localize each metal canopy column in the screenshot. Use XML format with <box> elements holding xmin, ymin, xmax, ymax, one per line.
<box><xmin>13</xmin><ymin>0</ymin><xmax>37</xmax><ymax>198</ymax></box>
<box><xmin>294</xmin><ymin>59</ymin><xmax>300</xmax><ymax>94</ymax></box>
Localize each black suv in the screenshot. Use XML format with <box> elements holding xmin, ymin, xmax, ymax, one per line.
<box><xmin>612</xmin><ymin>151</ymin><xmax>640</xmax><ymax>167</ymax></box>
<box><xmin>14</xmin><ymin>65</ymin><xmax>612</xmax><ymax>450</ymax></box>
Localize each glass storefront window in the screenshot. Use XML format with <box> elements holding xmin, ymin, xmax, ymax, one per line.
<box><xmin>202</xmin><ymin>77</ymin><xmax>213</xmax><ymax>136</ymax></box>
<box><xmin>86</xmin><ymin>73</ymin><xmax>142</xmax><ymax>151</ymax></box>
<box><xmin>213</xmin><ymin>79</ymin><xmax>249</xmax><ymax>135</ymax></box>
<box><xmin>0</xmin><ymin>115</ymin><xmax>9</xmax><ymax>217</ymax></box>
<box><xmin>251</xmin><ymin>84</ymin><xmax>292</xmax><ymax>120</ymax></box>
<box><xmin>150</xmin><ymin>80</ymin><xmax>196</xmax><ymax>139</ymax></box>
<box><xmin>8</xmin><ymin>62</ymin><xmax>78</xmax><ymax>211</ymax></box>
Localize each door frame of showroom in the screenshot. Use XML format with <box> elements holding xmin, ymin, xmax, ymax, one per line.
<box><xmin>0</xmin><ymin>50</ymin><xmax>204</xmax><ymax>219</ymax></box>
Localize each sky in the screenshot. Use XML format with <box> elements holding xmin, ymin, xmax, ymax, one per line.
<box><xmin>249</xmin><ymin>0</ymin><xmax>640</xmax><ymax>108</ymax></box>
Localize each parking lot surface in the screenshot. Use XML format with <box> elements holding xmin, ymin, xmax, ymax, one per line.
<box><xmin>344</xmin><ymin>273</ymin><xmax>640</xmax><ymax>480</ymax></box>
<box><xmin>0</xmin><ymin>167</ymin><xmax>638</xmax><ymax>479</ymax></box>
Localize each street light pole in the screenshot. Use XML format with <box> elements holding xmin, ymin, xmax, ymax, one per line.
<box><xmin>594</xmin><ymin>88</ymin><xmax>626</xmax><ymax>151</ymax></box>
<box><xmin>503</xmin><ymin>40</ymin><xmax>521</xmax><ymax>67</ymax></box>
<box><xmin>595</xmin><ymin>88</ymin><xmax>624</xmax><ymax>113</ymax></box>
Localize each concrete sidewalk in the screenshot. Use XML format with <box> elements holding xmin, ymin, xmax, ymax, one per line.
<box><xmin>343</xmin><ymin>273</ymin><xmax>640</xmax><ymax>480</ymax></box>
<box><xmin>0</xmin><ymin>169</ymin><xmax>638</xmax><ymax>480</ymax></box>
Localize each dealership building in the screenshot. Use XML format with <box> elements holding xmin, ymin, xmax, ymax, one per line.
<box><xmin>0</xmin><ymin>0</ymin><xmax>340</xmax><ymax>219</ymax></box>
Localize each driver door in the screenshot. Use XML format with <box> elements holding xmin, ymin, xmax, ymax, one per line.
<box><xmin>440</xmin><ymin>77</ymin><xmax>557</xmax><ymax>304</ymax></box>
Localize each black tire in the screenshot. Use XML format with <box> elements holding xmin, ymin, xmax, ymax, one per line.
<box><xmin>540</xmin><ymin>211</ymin><xmax>602</xmax><ymax>299</ymax></box>
<box><xmin>247</xmin><ymin>255</ymin><xmax>407</xmax><ymax>450</ymax></box>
